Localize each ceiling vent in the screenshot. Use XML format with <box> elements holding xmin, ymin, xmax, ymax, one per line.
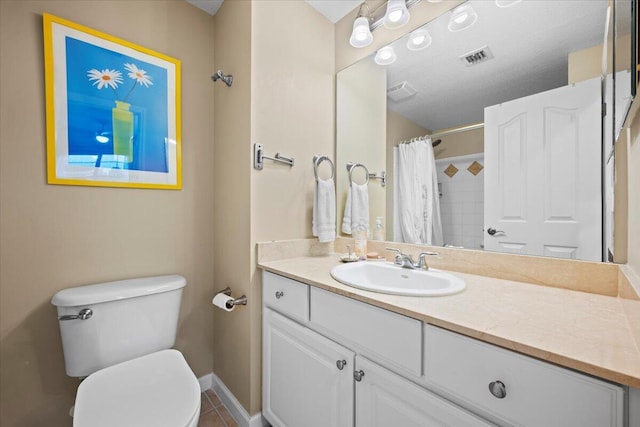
<box><xmin>459</xmin><ymin>46</ymin><xmax>494</xmax><ymax>67</ymax></box>
<box><xmin>387</xmin><ymin>81</ymin><xmax>417</xmax><ymax>102</ymax></box>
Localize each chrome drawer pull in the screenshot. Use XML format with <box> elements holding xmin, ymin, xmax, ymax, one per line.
<box><xmin>336</xmin><ymin>360</ymin><xmax>347</xmax><ymax>370</ymax></box>
<box><xmin>275</xmin><ymin>291</ymin><xmax>284</xmax><ymax>299</ymax></box>
<box><xmin>354</xmin><ymin>370</ymin><xmax>365</xmax><ymax>382</ymax></box>
<box><xmin>489</xmin><ymin>380</ymin><xmax>507</xmax><ymax>399</ymax></box>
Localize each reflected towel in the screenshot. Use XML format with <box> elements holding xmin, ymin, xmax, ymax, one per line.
<box><xmin>313</xmin><ymin>178</ymin><xmax>336</xmax><ymax>243</ymax></box>
<box><xmin>341</xmin><ymin>182</ymin><xmax>369</xmax><ymax>235</ymax></box>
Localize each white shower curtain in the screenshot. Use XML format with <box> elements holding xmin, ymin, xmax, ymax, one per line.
<box><xmin>396</xmin><ymin>139</ymin><xmax>444</xmax><ymax>246</ymax></box>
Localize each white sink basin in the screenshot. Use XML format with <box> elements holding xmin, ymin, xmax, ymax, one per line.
<box><xmin>330</xmin><ymin>262</ymin><xmax>465</xmax><ymax>297</ymax></box>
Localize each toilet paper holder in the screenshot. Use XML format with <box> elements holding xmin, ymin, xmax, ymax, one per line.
<box><xmin>217</xmin><ymin>287</ymin><xmax>247</xmax><ymax>309</ymax></box>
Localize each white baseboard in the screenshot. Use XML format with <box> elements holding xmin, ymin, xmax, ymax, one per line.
<box><xmin>196</xmin><ymin>371</ymin><xmax>269</xmax><ymax>427</ymax></box>
<box><xmin>198</xmin><ymin>372</ymin><xmax>214</xmax><ymax>392</ymax></box>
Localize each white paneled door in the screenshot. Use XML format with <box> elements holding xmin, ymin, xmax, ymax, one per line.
<box><xmin>484</xmin><ymin>77</ymin><xmax>601</xmax><ymax>261</ymax></box>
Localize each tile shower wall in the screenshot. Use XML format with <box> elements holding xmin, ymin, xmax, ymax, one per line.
<box><xmin>436</xmin><ymin>153</ymin><xmax>484</xmax><ymax>250</ymax></box>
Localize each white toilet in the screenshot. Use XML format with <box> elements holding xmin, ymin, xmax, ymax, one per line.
<box><xmin>51</xmin><ymin>275</ymin><xmax>201</xmax><ymax>427</ymax></box>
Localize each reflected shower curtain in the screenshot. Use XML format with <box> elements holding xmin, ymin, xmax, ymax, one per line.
<box><xmin>396</xmin><ymin>139</ymin><xmax>444</xmax><ymax>246</ymax></box>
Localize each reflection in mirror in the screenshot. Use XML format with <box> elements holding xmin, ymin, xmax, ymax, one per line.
<box><xmin>337</xmin><ymin>0</ymin><xmax>622</xmax><ymax>262</ymax></box>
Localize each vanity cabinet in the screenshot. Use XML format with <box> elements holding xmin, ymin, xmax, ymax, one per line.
<box><xmin>262</xmin><ymin>271</ymin><xmax>626</xmax><ymax>427</ymax></box>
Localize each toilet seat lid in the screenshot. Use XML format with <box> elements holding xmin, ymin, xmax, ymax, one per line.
<box><xmin>74</xmin><ymin>349</ymin><xmax>200</xmax><ymax>427</ymax></box>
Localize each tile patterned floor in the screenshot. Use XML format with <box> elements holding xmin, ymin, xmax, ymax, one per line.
<box><xmin>199</xmin><ymin>389</ymin><xmax>238</xmax><ymax>427</ymax></box>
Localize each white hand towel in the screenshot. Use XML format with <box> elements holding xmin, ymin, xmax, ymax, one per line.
<box><xmin>341</xmin><ymin>182</ymin><xmax>369</xmax><ymax>234</ymax></box>
<box><xmin>312</xmin><ymin>178</ymin><xmax>336</xmax><ymax>243</ymax></box>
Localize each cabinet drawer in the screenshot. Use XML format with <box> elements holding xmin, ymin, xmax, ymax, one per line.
<box><xmin>263</xmin><ymin>272</ymin><xmax>309</xmax><ymax>323</ymax></box>
<box><xmin>424</xmin><ymin>325</ymin><xmax>624</xmax><ymax>427</ymax></box>
<box><xmin>310</xmin><ymin>287</ymin><xmax>422</xmax><ymax>376</ymax></box>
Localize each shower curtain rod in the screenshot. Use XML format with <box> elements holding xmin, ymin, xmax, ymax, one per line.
<box><xmin>397</xmin><ymin>122</ymin><xmax>484</xmax><ymax>146</ymax></box>
<box><xmin>429</xmin><ymin>122</ymin><xmax>484</xmax><ymax>139</ymax></box>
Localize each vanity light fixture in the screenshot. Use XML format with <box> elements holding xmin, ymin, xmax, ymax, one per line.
<box><xmin>375</xmin><ymin>46</ymin><xmax>397</xmax><ymax>65</ymax></box>
<box><xmin>448</xmin><ymin>4</ymin><xmax>478</xmax><ymax>32</ymax></box>
<box><xmin>349</xmin><ymin>0</ymin><xmax>422</xmax><ymax>49</ymax></box>
<box><xmin>383</xmin><ymin>0</ymin><xmax>411</xmax><ymax>29</ymax></box>
<box><xmin>349</xmin><ymin>4</ymin><xmax>374</xmax><ymax>48</ymax></box>
<box><xmin>407</xmin><ymin>28</ymin><xmax>432</xmax><ymax>51</ymax></box>
<box><xmin>495</xmin><ymin>0</ymin><xmax>522</xmax><ymax>7</ymax></box>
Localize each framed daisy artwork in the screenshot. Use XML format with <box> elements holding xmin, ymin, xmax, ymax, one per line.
<box><xmin>43</xmin><ymin>13</ymin><xmax>182</xmax><ymax>189</ymax></box>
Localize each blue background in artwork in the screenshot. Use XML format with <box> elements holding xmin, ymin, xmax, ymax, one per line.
<box><xmin>65</xmin><ymin>37</ymin><xmax>169</xmax><ymax>172</ymax></box>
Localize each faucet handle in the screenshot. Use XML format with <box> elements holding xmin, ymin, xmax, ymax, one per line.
<box><xmin>416</xmin><ymin>252</ymin><xmax>439</xmax><ymax>269</ymax></box>
<box><xmin>385</xmin><ymin>247</ymin><xmax>404</xmax><ymax>265</ymax></box>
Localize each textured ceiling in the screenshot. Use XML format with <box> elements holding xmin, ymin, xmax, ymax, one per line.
<box><xmin>379</xmin><ymin>0</ymin><xmax>609</xmax><ymax>131</ymax></box>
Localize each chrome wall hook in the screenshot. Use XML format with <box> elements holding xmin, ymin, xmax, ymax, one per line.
<box><xmin>211</xmin><ymin>70</ymin><xmax>233</xmax><ymax>87</ymax></box>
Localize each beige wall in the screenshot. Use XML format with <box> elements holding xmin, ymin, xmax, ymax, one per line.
<box><xmin>212</xmin><ymin>0</ymin><xmax>335</xmax><ymax>415</ymax></box>
<box><xmin>0</xmin><ymin>1</ymin><xmax>215</xmax><ymax>426</ymax></box>
<box><xmin>337</xmin><ymin>57</ymin><xmax>386</xmax><ymax>237</ymax></box>
<box><xmin>568</xmin><ymin>35</ymin><xmax>632</xmax><ymax>84</ymax></box>
<box><xmin>213</xmin><ymin>0</ymin><xmax>253</xmax><ymax>416</ymax></box>
<box><xmin>432</xmin><ymin>125</ymin><xmax>484</xmax><ymax>159</ymax></box>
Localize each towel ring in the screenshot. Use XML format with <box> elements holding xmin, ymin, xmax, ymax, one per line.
<box><xmin>313</xmin><ymin>155</ymin><xmax>334</xmax><ymax>182</ymax></box>
<box><xmin>346</xmin><ymin>162</ymin><xmax>369</xmax><ymax>186</ymax></box>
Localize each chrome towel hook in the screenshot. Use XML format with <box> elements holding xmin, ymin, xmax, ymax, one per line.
<box><xmin>211</xmin><ymin>70</ymin><xmax>233</xmax><ymax>87</ymax></box>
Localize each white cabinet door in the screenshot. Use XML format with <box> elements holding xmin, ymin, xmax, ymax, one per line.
<box><xmin>484</xmin><ymin>77</ymin><xmax>601</xmax><ymax>260</ymax></box>
<box><xmin>355</xmin><ymin>356</ymin><xmax>493</xmax><ymax>427</ymax></box>
<box><xmin>263</xmin><ymin>307</ymin><xmax>354</xmax><ymax>427</ymax></box>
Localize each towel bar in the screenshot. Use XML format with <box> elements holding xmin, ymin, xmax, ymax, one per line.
<box><xmin>254</xmin><ymin>143</ymin><xmax>294</xmax><ymax>170</ymax></box>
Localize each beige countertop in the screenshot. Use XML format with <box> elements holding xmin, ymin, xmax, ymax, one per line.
<box><xmin>258</xmin><ymin>254</ymin><xmax>640</xmax><ymax>388</ymax></box>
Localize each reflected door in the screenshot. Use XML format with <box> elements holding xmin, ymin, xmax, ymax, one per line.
<box><xmin>484</xmin><ymin>77</ymin><xmax>601</xmax><ymax>261</ymax></box>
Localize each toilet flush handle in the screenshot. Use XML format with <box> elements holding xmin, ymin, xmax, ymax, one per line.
<box><xmin>59</xmin><ymin>308</ymin><xmax>93</xmax><ymax>321</ymax></box>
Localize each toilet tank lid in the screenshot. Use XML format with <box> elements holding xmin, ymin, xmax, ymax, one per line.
<box><xmin>51</xmin><ymin>275</ymin><xmax>186</xmax><ymax>307</ymax></box>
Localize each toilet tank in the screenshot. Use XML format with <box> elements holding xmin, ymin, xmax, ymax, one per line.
<box><xmin>51</xmin><ymin>275</ymin><xmax>186</xmax><ymax>378</ymax></box>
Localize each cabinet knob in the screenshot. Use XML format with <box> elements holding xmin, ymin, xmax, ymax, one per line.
<box><xmin>488</xmin><ymin>380</ymin><xmax>507</xmax><ymax>399</ymax></box>
<box><xmin>275</xmin><ymin>291</ymin><xmax>284</xmax><ymax>299</ymax></box>
<box><xmin>336</xmin><ymin>360</ymin><xmax>347</xmax><ymax>370</ymax></box>
<box><xmin>354</xmin><ymin>370</ymin><xmax>365</xmax><ymax>382</ymax></box>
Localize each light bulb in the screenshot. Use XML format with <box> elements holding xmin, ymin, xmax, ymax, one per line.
<box><xmin>383</xmin><ymin>0</ymin><xmax>410</xmax><ymax>29</ymax></box>
<box><xmin>448</xmin><ymin>5</ymin><xmax>478</xmax><ymax>32</ymax></box>
<box><xmin>388</xmin><ymin>10</ymin><xmax>403</xmax><ymax>22</ymax></box>
<box><xmin>407</xmin><ymin>28</ymin><xmax>431</xmax><ymax>51</ymax></box>
<box><xmin>374</xmin><ymin>46</ymin><xmax>396</xmax><ymax>65</ymax></box>
<box><xmin>349</xmin><ymin>16</ymin><xmax>373</xmax><ymax>48</ymax></box>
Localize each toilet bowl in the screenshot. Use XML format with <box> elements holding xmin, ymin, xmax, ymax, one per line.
<box><xmin>73</xmin><ymin>350</ymin><xmax>200</xmax><ymax>427</ymax></box>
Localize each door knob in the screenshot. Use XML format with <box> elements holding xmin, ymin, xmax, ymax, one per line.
<box><xmin>487</xmin><ymin>227</ymin><xmax>505</xmax><ymax>236</ymax></box>
<box><xmin>354</xmin><ymin>370</ymin><xmax>365</xmax><ymax>382</ymax></box>
<box><xmin>488</xmin><ymin>380</ymin><xmax>507</xmax><ymax>398</ymax></box>
<box><xmin>275</xmin><ymin>291</ymin><xmax>284</xmax><ymax>299</ymax></box>
<box><xmin>336</xmin><ymin>360</ymin><xmax>347</xmax><ymax>370</ymax></box>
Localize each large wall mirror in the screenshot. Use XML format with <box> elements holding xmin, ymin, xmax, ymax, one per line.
<box><xmin>337</xmin><ymin>0</ymin><xmax>635</xmax><ymax>262</ymax></box>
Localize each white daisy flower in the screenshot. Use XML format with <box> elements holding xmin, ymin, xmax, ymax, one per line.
<box><xmin>87</xmin><ymin>69</ymin><xmax>123</xmax><ymax>90</ymax></box>
<box><xmin>124</xmin><ymin>63</ymin><xmax>153</xmax><ymax>87</ymax></box>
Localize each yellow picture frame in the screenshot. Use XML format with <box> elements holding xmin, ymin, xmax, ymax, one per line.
<box><xmin>43</xmin><ymin>13</ymin><xmax>182</xmax><ymax>189</ymax></box>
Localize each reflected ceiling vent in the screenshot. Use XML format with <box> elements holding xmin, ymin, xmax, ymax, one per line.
<box><xmin>459</xmin><ymin>46</ymin><xmax>494</xmax><ymax>66</ymax></box>
<box><xmin>387</xmin><ymin>81</ymin><xmax>417</xmax><ymax>102</ymax></box>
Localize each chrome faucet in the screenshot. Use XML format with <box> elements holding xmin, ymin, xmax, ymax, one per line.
<box><xmin>385</xmin><ymin>248</ymin><xmax>439</xmax><ymax>270</ymax></box>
